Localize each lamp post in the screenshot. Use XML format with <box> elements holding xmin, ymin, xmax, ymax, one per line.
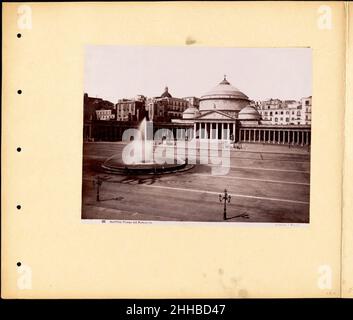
<box><xmin>94</xmin><ymin>176</ymin><xmax>103</xmax><ymax>202</ymax></box>
<box><xmin>219</xmin><ymin>189</ymin><xmax>231</xmax><ymax>220</ymax></box>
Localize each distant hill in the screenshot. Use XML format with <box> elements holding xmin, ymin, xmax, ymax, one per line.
<box><xmin>83</xmin><ymin>93</ymin><xmax>115</xmax><ymax>121</ymax></box>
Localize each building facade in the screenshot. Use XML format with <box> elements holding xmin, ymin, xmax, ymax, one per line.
<box><xmin>116</xmin><ymin>96</ymin><xmax>147</xmax><ymax>122</ymax></box>
<box><xmin>96</xmin><ymin>109</ymin><xmax>115</xmax><ymax>121</ymax></box>
<box><xmin>146</xmin><ymin>87</ymin><xmax>189</xmax><ymax>122</ymax></box>
<box><xmin>183</xmin><ymin>96</ymin><xmax>200</xmax><ymax>108</ymax></box>
<box><xmin>256</xmin><ymin>97</ymin><xmax>312</xmax><ymax>125</ymax></box>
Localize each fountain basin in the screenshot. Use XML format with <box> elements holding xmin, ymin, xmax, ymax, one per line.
<box><xmin>101</xmin><ymin>155</ymin><xmax>193</xmax><ymax>175</ymax></box>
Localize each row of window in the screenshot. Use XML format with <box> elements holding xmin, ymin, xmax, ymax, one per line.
<box><xmin>261</xmin><ymin>110</ymin><xmax>301</xmax><ymax>116</ymax></box>
<box><xmin>96</xmin><ymin>110</ymin><xmax>112</xmax><ymax>115</ymax></box>
<box><xmin>172</xmin><ymin>101</ymin><xmax>188</xmax><ymax>107</ymax></box>
<box><xmin>269</xmin><ymin>117</ymin><xmax>310</xmax><ymax>124</ymax></box>
<box><xmin>97</xmin><ymin>115</ymin><xmax>115</xmax><ymax>120</ymax></box>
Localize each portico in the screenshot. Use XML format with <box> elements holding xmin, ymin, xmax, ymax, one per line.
<box><xmin>193</xmin><ymin>110</ymin><xmax>237</xmax><ymax>140</ymax></box>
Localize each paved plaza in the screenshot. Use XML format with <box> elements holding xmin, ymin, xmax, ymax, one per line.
<box><xmin>81</xmin><ymin>142</ymin><xmax>310</xmax><ymax>223</ymax></box>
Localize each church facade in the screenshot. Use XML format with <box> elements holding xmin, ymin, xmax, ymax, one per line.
<box><xmin>170</xmin><ymin>77</ymin><xmax>311</xmax><ymax>146</ymax></box>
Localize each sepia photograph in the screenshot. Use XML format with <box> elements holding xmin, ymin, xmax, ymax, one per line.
<box><xmin>81</xmin><ymin>46</ymin><xmax>311</xmax><ymax>223</ymax></box>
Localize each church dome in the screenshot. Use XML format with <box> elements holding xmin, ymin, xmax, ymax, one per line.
<box><xmin>238</xmin><ymin>106</ymin><xmax>261</xmax><ymax>120</ymax></box>
<box><xmin>160</xmin><ymin>86</ymin><xmax>172</xmax><ymax>98</ymax></box>
<box><xmin>183</xmin><ymin>106</ymin><xmax>200</xmax><ymax>119</ymax></box>
<box><xmin>202</xmin><ymin>77</ymin><xmax>249</xmax><ymax>100</ymax></box>
<box><xmin>199</xmin><ymin>76</ymin><xmax>250</xmax><ymax>114</ymax></box>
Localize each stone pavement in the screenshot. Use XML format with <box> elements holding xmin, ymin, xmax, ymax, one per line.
<box><xmin>81</xmin><ymin>142</ymin><xmax>310</xmax><ymax>223</ymax></box>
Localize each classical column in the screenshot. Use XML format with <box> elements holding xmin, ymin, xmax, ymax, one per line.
<box><xmin>292</xmin><ymin>130</ymin><xmax>295</xmax><ymax>145</ymax></box>
<box><xmin>210</xmin><ymin>123</ymin><xmax>213</xmax><ymax>140</ymax></box>
<box><xmin>194</xmin><ymin>123</ymin><xmax>196</xmax><ymax>139</ymax></box>
<box><xmin>216</xmin><ymin>123</ymin><xmax>219</xmax><ymax>140</ymax></box>
<box><xmin>221</xmin><ymin>123</ymin><xmax>224</xmax><ymax>140</ymax></box>
<box><xmin>301</xmin><ymin>131</ymin><xmax>304</xmax><ymax>146</ymax></box>
<box><xmin>305</xmin><ymin>131</ymin><xmax>308</xmax><ymax>145</ymax></box>
<box><xmin>232</xmin><ymin>123</ymin><xmax>236</xmax><ymax>141</ymax></box>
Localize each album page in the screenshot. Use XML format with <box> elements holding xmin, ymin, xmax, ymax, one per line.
<box><xmin>1</xmin><ymin>1</ymin><xmax>346</xmax><ymax>298</ymax></box>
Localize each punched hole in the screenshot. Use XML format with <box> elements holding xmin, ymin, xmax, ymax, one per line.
<box><xmin>17</xmin><ymin>33</ymin><xmax>22</xmax><ymax>38</ymax></box>
<box><xmin>17</xmin><ymin>205</ymin><xmax>21</xmax><ymax>210</ymax></box>
<box><xmin>17</xmin><ymin>262</ymin><xmax>21</xmax><ymax>267</ymax></box>
<box><xmin>17</xmin><ymin>147</ymin><xmax>22</xmax><ymax>152</ymax></box>
<box><xmin>17</xmin><ymin>90</ymin><xmax>22</xmax><ymax>94</ymax></box>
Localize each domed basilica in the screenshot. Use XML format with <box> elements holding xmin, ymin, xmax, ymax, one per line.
<box><xmin>172</xmin><ymin>76</ymin><xmax>261</xmax><ymax>140</ymax></box>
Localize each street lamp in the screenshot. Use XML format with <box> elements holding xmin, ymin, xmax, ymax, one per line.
<box><xmin>94</xmin><ymin>176</ymin><xmax>104</xmax><ymax>201</ymax></box>
<box><xmin>219</xmin><ymin>189</ymin><xmax>231</xmax><ymax>220</ymax></box>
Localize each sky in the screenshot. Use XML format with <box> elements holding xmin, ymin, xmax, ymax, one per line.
<box><xmin>84</xmin><ymin>46</ymin><xmax>312</xmax><ymax>103</ymax></box>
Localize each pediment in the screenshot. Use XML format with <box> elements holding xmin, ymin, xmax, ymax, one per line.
<box><xmin>195</xmin><ymin>110</ymin><xmax>236</xmax><ymax>120</ymax></box>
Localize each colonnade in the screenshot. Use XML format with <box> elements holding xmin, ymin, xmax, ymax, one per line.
<box><xmin>239</xmin><ymin>128</ymin><xmax>311</xmax><ymax>145</ymax></box>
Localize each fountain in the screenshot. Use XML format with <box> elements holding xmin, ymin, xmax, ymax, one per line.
<box><xmin>102</xmin><ymin>118</ymin><xmax>193</xmax><ymax>175</ymax></box>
